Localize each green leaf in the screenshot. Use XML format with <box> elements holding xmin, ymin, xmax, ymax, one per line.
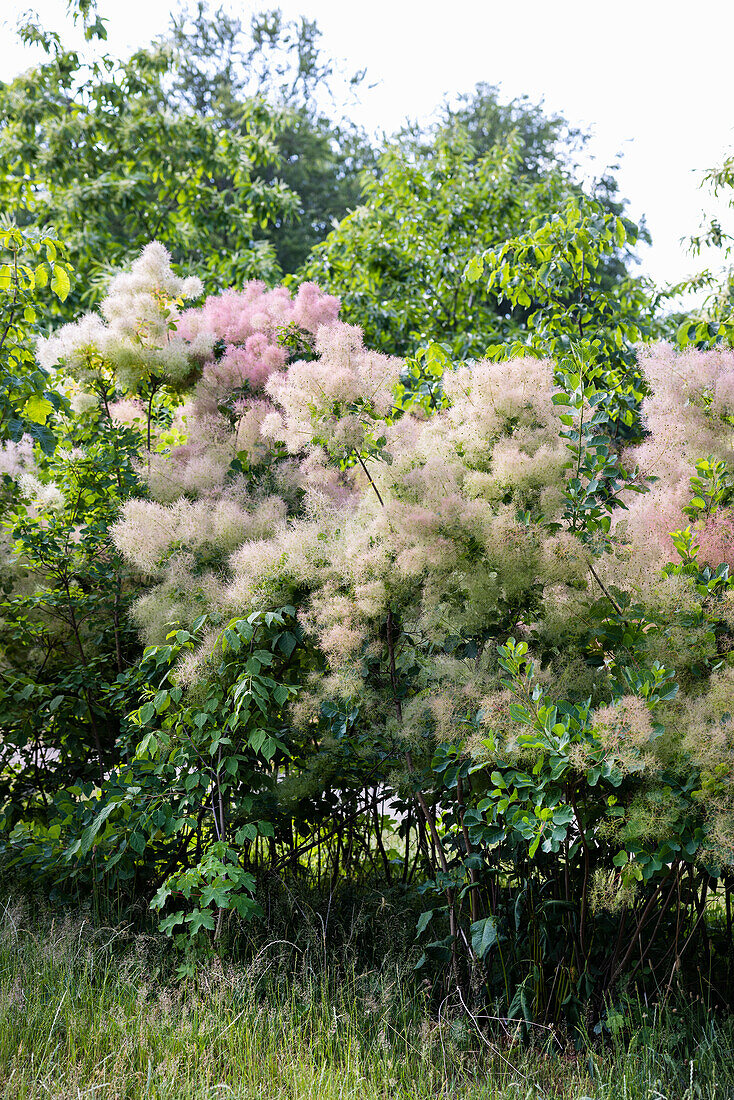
<box><xmin>470</xmin><ymin>916</ymin><xmax>498</xmax><ymax>959</ymax></box>
<box><xmin>464</xmin><ymin>254</ymin><xmax>484</xmax><ymax>283</ymax></box>
<box><xmin>153</xmin><ymin>690</ymin><xmax>170</xmax><ymax>714</ymax></box>
<box><xmin>230</xmin><ymin>894</ymin><xmax>259</xmax><ymax>918</ymax></box>
<box><xmin>552</xmin><ymin>805</ymin><xmax>574</xmax><ymax>827</ymax></box>
<box><xmin>50</xmin><ymin>265</ymin><xmax>71</xmax><ymax>301</ymax></box>
<box><xmin>129</xmin><ymin>831</ymin><xmax>146</xmax><ymax>854</ymax></box>
<box><xmin>159</xmin><ymin>912</ymin><xmax>185</xmax><ymax>936</ymax></box>
<box><xmin>199</xmin><ymin>884</ymin><xmax>230</xmax><ymax>908</ymax></box>
<box><xmin>77</xmin><ymin>801</ymin><xmax>116</xmax><ymax>856</ymax></box>
<box><xmin>277</xmin><ymin>631</ymin><xmax>297</xmax><ymax>657</ymax></box>
<box><xmin>140</xmin><ymin>702</ymin><xmax>156</xmax><ymax>725</ymax></box>
<box><xmin>151</xmin><ymin>882</ymin><xmax>173</xmax><ymax>910</ymax></box>
<box><xmin>416</xmin><ymin>910</ymin><xmax>434</xmax><ymax>936</ymax></box>
<box><xmin>186</xmin><ymin>908</ymin><xmax>216</xmax><ymax>934</ymax></box>
<box><xmin>22</xmin><ymin>395</ymin><xmax>54</xmax><ymax>426</ymax></box>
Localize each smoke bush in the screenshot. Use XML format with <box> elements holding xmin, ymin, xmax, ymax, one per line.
<box><xmin>7</xmin><ymin>242</ymin><xmax>734</xmax><ymax>1026</ymax></box>
<box><xmin>37</xmin><ymin>242</ymin><xmax>211</xmax><ymax>394</ymax></box>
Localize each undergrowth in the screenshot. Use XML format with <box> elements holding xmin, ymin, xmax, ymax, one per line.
<box><xmin>1</xmin><ymin>899</ymin><xmax>733</xmax><ymax>1099</ymax></box>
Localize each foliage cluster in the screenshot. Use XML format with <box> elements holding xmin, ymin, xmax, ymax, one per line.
<box><xmin>0</xmin><ymin>1</ymin><xmax>376</xmax><ymax>316</ymax></box>
<box><xmin>303</xmin><ymin>135</ymin><xmax>653</xmax><ymax>362</ymax></box>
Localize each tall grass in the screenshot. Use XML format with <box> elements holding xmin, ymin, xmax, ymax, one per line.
<box><xmin>0</xmin><ymin>898</ymin><xmax>733</xmax><ymax>1099</ymax></box>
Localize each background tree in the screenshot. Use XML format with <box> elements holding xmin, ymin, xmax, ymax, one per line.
<box><xmin>168</xmin><ymin>3</ymin><xmax>377</xmax><ymax>274</ymax></box>
<box><xmin>0</xmin><ymin>1</ymin><xmax>377</xmax><ymax>321</ymax></box>
<box><xmin>403</xmin><ymin>81</ymin><xmax>586</xmax><ymax>177</ymax></box>
<box><xmin>0</xmin><ymin>19</ymin><xmax>296</xmax><ymax>319</ymax></box>
<box><xmin>302</xmin><ymin>118</ymin><xmax>648</xmax><ymax>359</ymax></box>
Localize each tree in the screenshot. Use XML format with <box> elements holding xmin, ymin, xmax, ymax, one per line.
<box><xmin>0</xmin><ymin>2</ymin><xmax>377</xmax><ymax>314</ymax></box>
<box><xmin>0</xmin><ymin>21</ymin><xmax>296</xmax><ymax>319</ymax></box>
<box><xmin>168</xmin><ymin>3</ymin><xmax>362</xmax><ymax>115</ymax></box>
<box><xmin>403</xmin><ymin>81</ymin><xmax>586</xmax><ymax>179</ymax></box>
<box><xmin>168</xmin><ymin>3</ymin><xmax>377</xmax><ymax>274</ymax></box>
<box><xmin>302</xmin><ymin>125</ymin><xmax>647</xmax><ymax>360</ymax></box>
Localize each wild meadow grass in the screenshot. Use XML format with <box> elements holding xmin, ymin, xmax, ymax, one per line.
<box><xmin>0</xmin><ymin>898</ymin><xmax>732</xmax><ymax>1099</ymax></box>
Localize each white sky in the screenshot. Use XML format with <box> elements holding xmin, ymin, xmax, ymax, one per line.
<box><xmin>3</xmin><ymin>0</ymin><xmax>734</xmax><ymax>294</ymax></box>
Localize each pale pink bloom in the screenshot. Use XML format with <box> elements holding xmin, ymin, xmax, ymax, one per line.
<box><xmin>142</xmin><ymin>448</ymin><xmax>233</xmax><ymax>503</ymax></box>
<box><xmin>108</xmin><ymin>398</ymin><xmax>145</xmax><ymax>426</ymax></box>
<box><xmin>618</xmin><ymin>481</ymin><xmax>692</xmax><ymax>566</ymax></box>
<box><xmin>267</xmin><ymin>322</ymin><xmax>402</xmax><ymax>455</ymax></box>
<box><xmin>178</xmin><ymin>281</ymin><xmax>338</xmax><ymax>349</ymax></box>
<box><xmin>193</xmin><ymin>340</ymin><xmax>287</xmax><ymax>417</ymax></box>
<box><xmin>697</xmin><ymin>510</ymin><xmax>734</xmax><ymax>570</ymax></box>
<box><xmin>595</xmin><ymin>695</ymin><xmax>654</xmax><ymax>747</ymax></box>
<box><xmin>69</xmin><ymin>389</ymin><xmax>100</xmax><ymax>415</ymax></box>
<box><xmin>37</xmin><ymin>313</ymin><xmax>111</xmax><ymax>383</ymax></box>
<box><xmin>39</xmin><ymin>243</ymin><xmax>208</xmax><ymax>393</ymax></box>
<box><xmin>618</xmin><ymin>343</ymin><xmax>734</xmax><ymax>566</ymax></box>
<box><xmin>713</xmin><ymin>370</ymin><xmax>734</xmax><ymax>417</ymax></box>
<box><xmin>17</xmin><ymin>473</ymin><xmax>64</xmax><ymax>511</ymax></box>
<box><xmin>260</xmin><ymin>411</ymin><xmax>286</xmax><ymax>441</ymax></box>
<box><xmin>0</xmin><ymin>436</ymin><xmax>36</xmax><ymax>479</ymax></box>
<box><xmin>292</xmin><ymin>281</ymin><xmax>341</xmax><ymax>332</ymax></box>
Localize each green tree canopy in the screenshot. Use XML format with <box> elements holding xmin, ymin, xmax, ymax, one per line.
<box><xmin>402</xmin><ymin>81</ymin><xmax>586</xmax><ymax>178</ymax></box>
<box><xmin>0</xmin><ymin>2</ymin><xmax>378</xmax><ymax>312</ymax></box>
<box><xmin>167</xmin><ymin>3</ymin><xmax>377</xmax><ymax>274</ymax></box>
<box><xmin>302</xmin><ymin>123</ymin><xmax>647</xmax><ymax>359</ymax></box>
<box><xmin>0</xmin><ymin>23</ymin><xmax>297</xmax><ymax>318</ymax></box>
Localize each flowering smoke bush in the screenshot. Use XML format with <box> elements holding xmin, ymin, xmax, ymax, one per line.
<box><xmin>178</xmin><ymin>280</ymin><xmax>340</xmax><ymax>416</ymax></box>
<box><xmin>140</xmin><ymin>278</ymin><xmax>340</xmax><ymax>500</ymax></box>
<box><xmin>111</xmin><ymin>320</ymin><xmax>734</xmax><ymax>859</ymax></box>
<box><xmin>266</xmin><ymin>322</ymin><xmax>403</xmax><ymax>456</ymax></box>
<box><xmin>0</xmin><ymin>435</ymin><xmax>37</xmax><ymax>482</ymax></box>
<box><xmin>109</xmin><ymin>323</ymin><xmax>734</xmax><ymax>679</ymax></box>
<box><xmin>7</xmin><ymin>238</ymin><xmax>734</xmax><ymax>1020</ymax></box>
<box><xmin>0</xmin><ymin>435</ymin><xmax>65</xmax><ymax>515</ymax></box>
<box><xmin>113</xmin><ymin>341</ymin><xmax>590</xmax><ymax>666</ymax></box>
<box><xmin>617</xmin><ymin>342</ymin><xmax>734</xmax><ymax>561</ymax></box>
<box><xmin>22</xmin><ymin>242</ymin><xmax>733</xmax><ymax>872</ymax></box>
<box><xmin>37</xmin><ymin>242</ymin><xmax>211</xmax><ymax>396</ymax></box>
<box><xmin>698</xmin><ymin>512</ymin><xmax>734</xmax><ymax>570</ymax></box>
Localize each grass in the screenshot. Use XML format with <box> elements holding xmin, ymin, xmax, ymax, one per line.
<box><xmin>0</xmin><ymin>898</ymin><xmax>733</xmax><ymax>1099</ymax></box>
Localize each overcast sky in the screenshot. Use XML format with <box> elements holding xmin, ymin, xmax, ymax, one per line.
<box><xmin>3</xmin><ymin>0</ymin><xmax>734</xmax><ymax>294</ymax></box>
